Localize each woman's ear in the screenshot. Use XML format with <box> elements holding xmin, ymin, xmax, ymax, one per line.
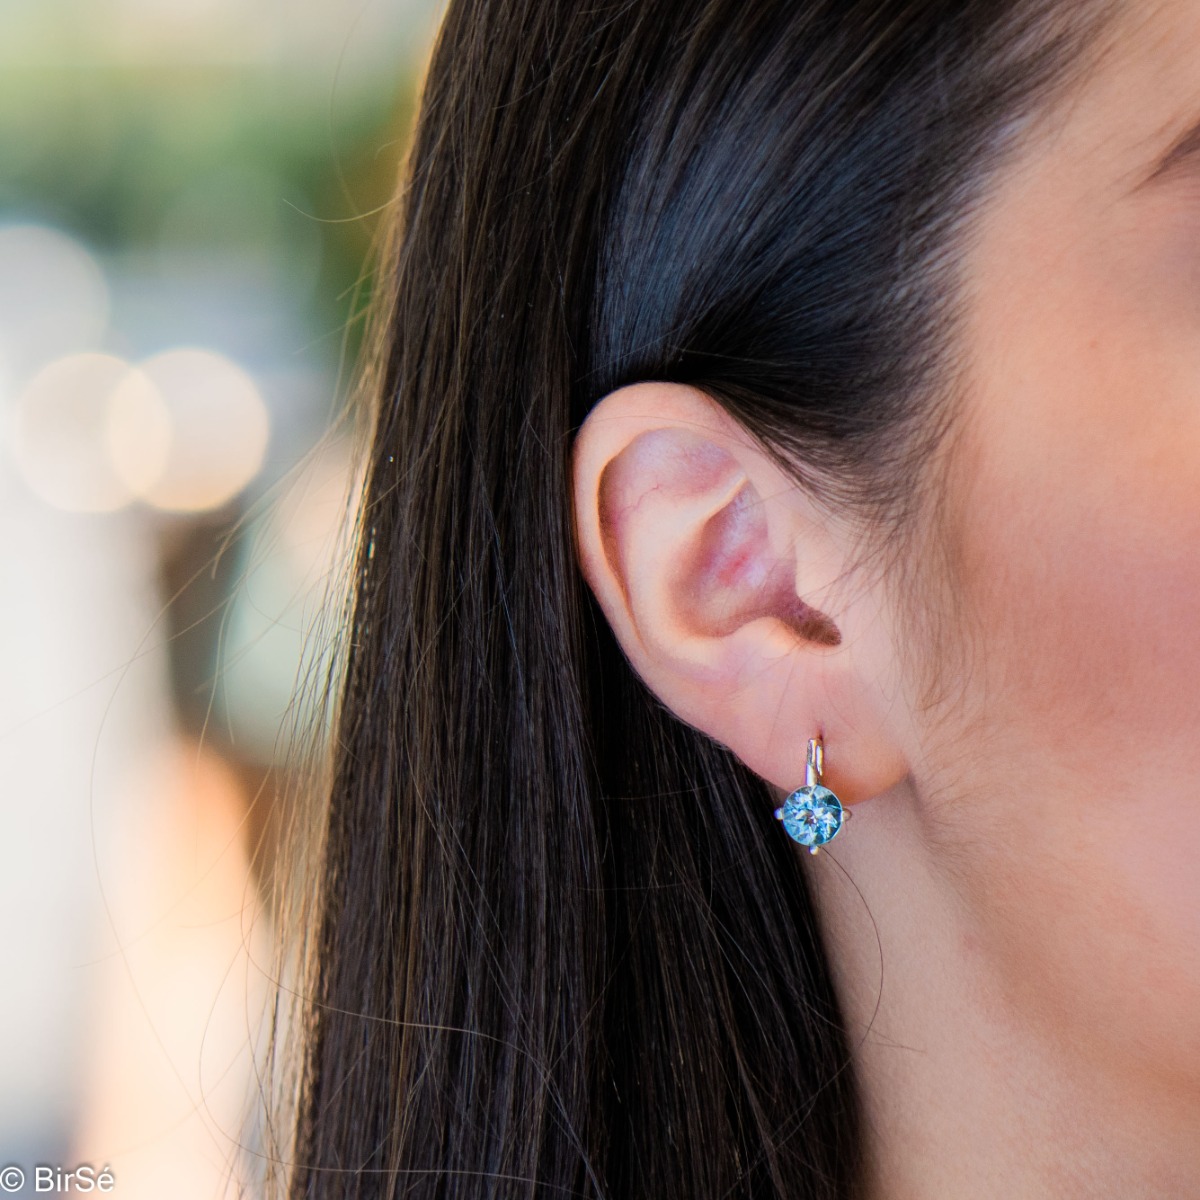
<box><xmin>571</xmin><ymin>380</ymin><xmax>909</xmax><ymax>803</ymax></box>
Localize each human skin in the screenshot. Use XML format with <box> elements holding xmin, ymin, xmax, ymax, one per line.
<box><xmin>571</xmin><ymin>2</ymin><xmax>1200</xmax><ymax>1196</ymax></box>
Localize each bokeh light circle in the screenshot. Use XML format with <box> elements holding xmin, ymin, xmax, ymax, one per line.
<box><xmin>9</xmin><ymin>353</ymin><xmax>144</xmax><ymax>512</ymax></box>
<box><xmin>133</xmin><ymin>348</ymin><xmax>270</xmax><ymax>513</ymax></box>
<box><xmin>106</xmin><ymin>368</ymin><xmax>172</xmax><ymax>495</ymax></box>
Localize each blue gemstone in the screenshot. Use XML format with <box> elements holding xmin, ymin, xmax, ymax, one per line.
<box><xmin>774</xmin><ymin>784</ymin><xmax>844</xmax><ymax>849</ymax></box>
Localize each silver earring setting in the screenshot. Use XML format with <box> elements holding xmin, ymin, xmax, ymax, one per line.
<box><xmin>774</xmin><ymin>736</ymin><xmax>850</xmax><ymax>854</ymax></box>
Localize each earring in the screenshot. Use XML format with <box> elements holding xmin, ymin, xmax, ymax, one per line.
<box><xmin>774</xmin><ymin>736</ymin><xmax>850</xmax><ymax>855</ymax></box>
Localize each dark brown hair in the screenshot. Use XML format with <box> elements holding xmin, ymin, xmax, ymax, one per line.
<box><xmin>271</xmin><ymin>3</ymin><xmax>1110</xmax><ymax>1197</ymax></box>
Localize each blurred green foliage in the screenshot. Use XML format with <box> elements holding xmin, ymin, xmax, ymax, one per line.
<box><xmin>0</xmin><ymin>62</ymin><xmax>416</xmax><ymax>366</ymax></box>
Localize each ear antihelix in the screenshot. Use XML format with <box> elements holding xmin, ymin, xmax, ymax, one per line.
<box><xmin>689</xmin><ymin>480</ymin><xmax>842</xmax><ymax>646</ymax></box>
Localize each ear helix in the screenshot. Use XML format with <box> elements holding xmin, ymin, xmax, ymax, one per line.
<box><xmin>773</xmin><ymin>736</ymin><xmax>851</xmax><ymax>855</ymax></box>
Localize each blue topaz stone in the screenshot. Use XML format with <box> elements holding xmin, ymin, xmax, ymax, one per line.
<box><xmin>774</xmin><ymin>784</ymin><xmax>844</xmax><ymax>853</ymax></box>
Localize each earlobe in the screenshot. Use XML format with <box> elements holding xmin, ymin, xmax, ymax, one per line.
<box><xmin>571</xmin><ymin>380</ymin><xmax>909</xmax><ymax>804</ymax></box>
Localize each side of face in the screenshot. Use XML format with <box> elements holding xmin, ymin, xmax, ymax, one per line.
<box><xmin>571</xmin><ymin>0</ymin><xmax>1200</xmax><ymax>1117</ymax></box>
<box><xmin>915</xmin><ymin>0</ymin><xmax>1200</xmax><ymax>1092</ymax></box>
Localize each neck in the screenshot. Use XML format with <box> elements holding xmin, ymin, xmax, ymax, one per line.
<box><xmin>803</xmin><ymin>781</ymin><xmax>1200</xmax><ymax>1200</ymax></box>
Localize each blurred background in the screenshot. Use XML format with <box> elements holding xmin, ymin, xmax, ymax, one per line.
<box><xmin>0</xmin><ymin>1</ymin><xmax>441</xmax><ymax>1194</ymax></box>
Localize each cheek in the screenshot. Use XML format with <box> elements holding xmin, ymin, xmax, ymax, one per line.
<box><xmin>946</xmin><ymin>138</ymin><xmax>1200</xmax><ymax>772</ymax></box>
<box><xmin>927</xmin><ymin>294</ymin><xmax>1200</xmax><ymax>1086</ymax></box>
<box><xmin>951</xmin><ymin>279</ymin><xmax>1200</xmax><ymax>784</ymax></box>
